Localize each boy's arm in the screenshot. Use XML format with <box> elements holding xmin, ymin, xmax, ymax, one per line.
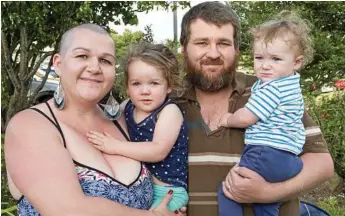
<box><xmin>222</xmin><ymin>111</ymin><xmax>334</xmax><ymax>203</ymax></box>
<box><xmin>114</xmin><ymin>104</ymin><xmax>183</xmax><ymax>162</ymax></box>
<box><xmin>224</xmin><ymin>107</ymin><xmax>259</xmax><ymax>128</ymax></box>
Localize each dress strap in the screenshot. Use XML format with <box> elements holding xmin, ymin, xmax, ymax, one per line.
<box><xmin>29</xmin><ymin>102</ymin><xmax>67</xmax><ymax>148</ymax></box>
<box><xmin>113</xmin><ymin>120</ymin><xmax>130</xmax><ymax>141</ymax></box>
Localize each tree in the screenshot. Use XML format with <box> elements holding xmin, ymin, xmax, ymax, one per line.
<box><xmin>227</xmin><ymin>1</ymin><xmax>345</xmax><ymax>92</ymax></box>
<box><xmin>1</xmin><ymin>1</ymin><xmax>190</xmax><ymax>129</ymax></box>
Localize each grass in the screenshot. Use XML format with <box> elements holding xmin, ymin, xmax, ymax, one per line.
<box><xmin>318</xmin><ymin>196</ymin><xmax>345</xmax><ymax>216</ymax></box>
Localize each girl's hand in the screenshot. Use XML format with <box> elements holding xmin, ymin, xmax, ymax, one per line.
<box><xmin>86</xmin><ymin>131</ymin><xmax>119</xmax><ymax>154</ymax></box>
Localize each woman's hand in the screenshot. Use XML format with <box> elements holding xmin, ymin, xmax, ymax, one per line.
<box><xmin>151</xmin><ymin>191</ymin><xmax>186</xmax><ymax>216</ymax></box>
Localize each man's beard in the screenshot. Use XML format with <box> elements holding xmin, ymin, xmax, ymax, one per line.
<box><xmin>184</xmin><ymin>54</ymin><xmax>239</xmax><ymax>92</ymax></box>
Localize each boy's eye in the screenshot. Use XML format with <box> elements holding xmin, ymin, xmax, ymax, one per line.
<box><xmin>254</xmin><ymin>56</ymin><xmax>263</xmax><ymax>60</ymax></box>
<box><xmin>272</xmin><ymin>57</ymin><xmax>282</xmax><ymax>61</ymax></box>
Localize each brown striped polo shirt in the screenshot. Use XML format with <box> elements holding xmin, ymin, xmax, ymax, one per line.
<box><xmin>172</xmin><ymin>72</ymin><xmax>329</xmax><ymax>216</ymax></box>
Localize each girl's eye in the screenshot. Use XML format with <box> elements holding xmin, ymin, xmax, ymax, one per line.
<box><xmin>131</xmin><ymin>82</ymin><xmax>140</xmax><ymax>86</ymax></box>
<box><xmin>272</xmin><ymin>57</ymin><xmax>282</xmax><ymax>61</ymax></box>
<box><xmin>151</xmin><ymin>82</ymin><xmax>160</xmax><ymax>85</ymax></box>
<box><xmin>254</xmin><ymin>56</ymin><xmax>263</xmax><ymax>60</ymax></box>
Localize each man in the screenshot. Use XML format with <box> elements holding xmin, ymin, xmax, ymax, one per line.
<box><xmin>174</xmin><ymin>2</ymin><xmax>334</xmax><ymax>216</ymax></box>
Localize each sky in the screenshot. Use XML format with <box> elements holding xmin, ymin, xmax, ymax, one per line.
<box><xmin>111</xmin><ymin>1</ymin><xmax>226</xmax><ymax>43</ymax></box>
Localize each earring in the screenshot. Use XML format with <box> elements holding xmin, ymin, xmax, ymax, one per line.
<box><xmin>54</xmin><ymin>81</ymin><xmax>65</xmax><ymax>109</ymax></box>
<box><xmin>104</xmin><ymin>91</ymin><xmax>121</xmax><ymax>120</ymax></box>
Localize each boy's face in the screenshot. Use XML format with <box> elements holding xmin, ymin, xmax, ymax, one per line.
<box><xmin>253</xmin><ymin>36</ymin><xmax>303</xmax><ymax>83</ymax></box>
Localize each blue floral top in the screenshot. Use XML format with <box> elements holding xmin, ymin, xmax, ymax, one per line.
<box><xmin>17</xmin><ymin>102</ymin><xmax>154</xmax><ymax>215</ymax></box>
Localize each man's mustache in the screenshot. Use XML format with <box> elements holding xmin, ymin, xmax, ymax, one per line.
<box><xmin>200</xmin><ymin>58</ymin><xmax>224</xmax><ymax>65</ymax></box>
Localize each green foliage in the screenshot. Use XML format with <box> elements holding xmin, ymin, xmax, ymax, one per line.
<box><xmin>305</xmin><ymin>92</ymin><xmax>345</xmax><ymax>179</ymax></box>
<box><xmin>1</xmin><ymin>135</ymin><xmax>17</xmax><ymax>214</ymax></box>
<box><xmin>318</xmin><ymin>196</ymin><xmax>345</xmax><ymax>216</ymax></box>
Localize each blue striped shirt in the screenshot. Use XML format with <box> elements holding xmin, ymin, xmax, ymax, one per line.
<box><xmin>244</xmin><ymin>73</ymin><xmax>305</xmax><ymax>155</ymax></box>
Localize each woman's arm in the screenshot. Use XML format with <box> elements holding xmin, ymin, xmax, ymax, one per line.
<box><xmin>4</xmin><ymin>110</ymin><xmax>169</xmax><ymax>216</ymax></box>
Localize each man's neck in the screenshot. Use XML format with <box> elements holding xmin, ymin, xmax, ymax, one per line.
<box><xmin>195</xmin><ymin>86</ymin><xmax>233</xmax><ymax>105</ymax></box>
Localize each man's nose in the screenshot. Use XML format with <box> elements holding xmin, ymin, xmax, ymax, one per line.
<box><xmin>206</xmin><ymin>44</ymin><xmax>221</xmax><ymax>59</ymax></box>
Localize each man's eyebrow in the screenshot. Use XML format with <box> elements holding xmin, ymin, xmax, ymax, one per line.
<box><xmin>218</xmin><ymin>38</ymin><xmax>233</xmax><ymax>44</ymax></box>
<box><xmin>72</xmin><ymin>47</ymin><xmax>115</xmax><ymax>59</ymax></box>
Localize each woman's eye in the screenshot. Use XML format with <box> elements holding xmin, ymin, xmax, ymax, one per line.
<box><xmin>100</xmin><ymin>59</ymin><xmax>112</xmax><ymax>65</ymax></box>
<box><xmin>76</xmin><ymin>54</ymin><xmax>87</xmax><ymax>59</ymax></box>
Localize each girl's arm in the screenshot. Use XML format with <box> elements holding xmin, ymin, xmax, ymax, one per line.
<box><xmin>89</xmin><ymin>104</ymin><xmax>183</xmax><ymax>162</ymax></box>
<box><xmin>4</xmin><ymin>109</ymin><xmax>165</xmax><ymax>216</ymax></box>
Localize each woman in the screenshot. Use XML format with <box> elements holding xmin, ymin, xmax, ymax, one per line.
<box><xmin>5</xmin><ymin>23</ymin><xmax>181</xmax><ymax>216</ymax></box>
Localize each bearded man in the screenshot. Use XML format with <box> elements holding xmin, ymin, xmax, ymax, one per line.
<box><xmin>173</xmin><ymin>2</ymin><xmax>334</xmax><ymax>216</ymax></box>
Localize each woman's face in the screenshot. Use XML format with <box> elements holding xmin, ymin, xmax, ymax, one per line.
<box><xmin>53</xmin><ymin>29</ymin><xmax>116</xmax><ymax>104</ymax></box>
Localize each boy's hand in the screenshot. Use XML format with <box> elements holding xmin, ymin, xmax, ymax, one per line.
<box><xmin>86</xmin><ymin>131</ymin><xmax>119</xmax><ymax>154</ymax></box>
<box><xmin>218</xmin><ymin>112</ymin><xmax>233</xmax><ymax>128</ymax></box>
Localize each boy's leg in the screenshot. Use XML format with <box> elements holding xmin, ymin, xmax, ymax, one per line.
<box><xmin>239</xmin><ymin>145</ymin><xmax>303</xmax><ymax>216</ymax></box>
<box><xmin>217</xmin><ymin>184</ymin><xmax>243</xmax><ymax>216</ymax></box>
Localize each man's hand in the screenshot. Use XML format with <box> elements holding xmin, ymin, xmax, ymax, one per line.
<box><xmin>218</xmin><ymin>112</ymin><xmax>233</xmax><ymax>128</ymax></box>
<box><xmin>222</xmin><ymin>164</ymin><xmax>273</xmax><ymax>203</ymax></box>
<box><xmin>86</xmin><ymin>131</ymin><xmax>120</xmax><ymax>154</ymax></box>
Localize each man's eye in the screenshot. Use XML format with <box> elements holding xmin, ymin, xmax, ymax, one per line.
<box><xmin>196</xmin><ymin>42</ymin><xmax>207</xmax><ymax>46</ymax></box>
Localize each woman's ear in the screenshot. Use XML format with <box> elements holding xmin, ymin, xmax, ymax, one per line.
<box><xmin>293</xmin><ymin>55</ymin><xmax>304</xmax><ymax>71</ymax></box>
<box><xmin>53</xmin><ymin>54</ymin><xmax>62</xmax><ymax>76</ymax></box>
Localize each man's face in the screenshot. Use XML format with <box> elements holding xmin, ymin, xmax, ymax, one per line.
<box><xmin>182</xmin><ymin>18</ymin><xmax>238</xmax><ymax>92</ymax></box>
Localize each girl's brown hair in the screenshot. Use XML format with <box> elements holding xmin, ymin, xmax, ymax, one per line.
<box><xmin>124</xmin><ymin>43</ymin><xmax>182</xmax><ymax>94</ymax></box>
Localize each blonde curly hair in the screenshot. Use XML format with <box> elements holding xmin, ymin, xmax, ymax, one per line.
<box><xmin>250</xmin><ymin>10</ymin><xmax>314</xmax><ymax>69</ymax></box>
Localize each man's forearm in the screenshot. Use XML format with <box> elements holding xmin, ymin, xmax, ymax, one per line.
<box><xmin>265</xmin><ymin>152</ymin><xmax>334</xmax><ymax>202</ymax></box>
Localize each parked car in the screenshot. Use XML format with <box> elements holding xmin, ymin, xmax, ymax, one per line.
<box><xmin>29</xmin><ymin>67</ymin><xmax>59</xmax><ymax>104</ymax></box>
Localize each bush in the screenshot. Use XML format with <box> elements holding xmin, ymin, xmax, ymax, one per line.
<box><xmin>318</xmin><ymin>196</ymin><xmax>345</xmax><ymax>216</ymax></box>
<box><xmin>1</xmin><ymin>135</ymin><xmax>18</xmax><ymax>215</ymax></box>
<box><xmin>305</xmin><ymin>91</ymin><xmax>345</xmax><ymax>179</ymax></box>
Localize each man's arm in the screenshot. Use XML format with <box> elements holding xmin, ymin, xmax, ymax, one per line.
<box><xmin>222</xmin><ymin>111</ymin><xmax>334</xmax><ymax>203</ymax></box>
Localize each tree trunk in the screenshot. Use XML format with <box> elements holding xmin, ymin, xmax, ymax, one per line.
<box><xmin>5</xmin><ymin>87</ymin><xmax>30</xmax><ymax>129</ymax></box>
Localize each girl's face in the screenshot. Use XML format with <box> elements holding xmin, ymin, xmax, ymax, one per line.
<box><xmin>53</xmin><ymin>29</ymin><xmax>116</xmax><ymax>105</ymax></box>
<box><xmin>126</xmin><ymin>60</ymin><xmax>171</xmax><ymax>115</ymax></box>
<box><xmin>253</xmin><ymin>36</ymin><xmax>303</xmax><ymax>83</ymax></box>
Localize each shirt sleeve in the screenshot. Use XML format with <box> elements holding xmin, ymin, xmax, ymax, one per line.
<box><xmin>245</xmin><ymin>82</ymin><xmax>281</xmax><ymax>122</ymax></box>
<box><xmin>301</xmin><ymin>110</ymin><xmax>330</xmax><ymax>154</ymax></box>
